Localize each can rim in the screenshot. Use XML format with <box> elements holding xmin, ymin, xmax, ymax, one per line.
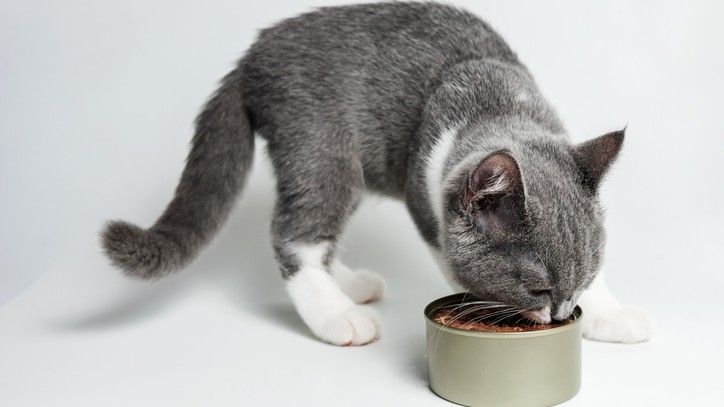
<box><xmin>424</xmin><ymin>293</ymin><xmax>583</xmax><ymax>338</ymax></box>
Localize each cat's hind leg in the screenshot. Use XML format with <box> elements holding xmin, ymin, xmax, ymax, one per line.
<box><xmin>269</xmin><ymin>140</ymin><xmax>380</xmax><ymax>345</ymax></box>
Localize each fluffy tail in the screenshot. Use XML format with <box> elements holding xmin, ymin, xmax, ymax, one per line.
<box><xmin>101</xmin><ymin>68</ymin><xmax>254</xmax><ymax>279</ymax></box>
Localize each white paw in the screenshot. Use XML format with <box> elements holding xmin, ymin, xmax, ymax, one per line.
<box><xmin>340</xmin><ymin>269</ymin><xmax>385</xmax><ymax>304</ymax></box>
<box><xmin>286</xmin><ymin>265</ymin><xmax>382</xmax><ymax>346</ymax></box>
<box><xmin>316</xmin><ymin>305</ymin><xmax>382</xmax><ymax>346</ymax></box>
<box><xmin>582</xmin><ymin>306</ymin><xmax>654</xmax><ymax>344</ymax></box>
<box><xmin>331</xmin><ymin>261</ymin><xmax>385</xmax><ymax>304</ymax></box>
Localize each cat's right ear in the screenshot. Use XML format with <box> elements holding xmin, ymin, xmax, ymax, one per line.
<box><xmin>464</xmin><ymin>151</ymin><xmax>525</xmax><ymax>234</ymax></box>
<box><xmin>573</xmin><ymin>129</ymin><xmax>625</xmax><ymax>192</ymax></box>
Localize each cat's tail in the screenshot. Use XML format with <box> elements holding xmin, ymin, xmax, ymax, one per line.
<box><xmin>101</xmin><ymin>68</ymin><xmax>254</xmax><ymax>279</ymax></box>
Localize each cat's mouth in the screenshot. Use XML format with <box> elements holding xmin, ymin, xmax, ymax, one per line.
<box><xmin>461</xmin><ymin>291</ymin><xmax>552</xmax><ymax>325</ymax></box>
<box><xmin>522</xmin><ymin>306</ymin><xmax>552</xmax><ymax>324</ymax></box>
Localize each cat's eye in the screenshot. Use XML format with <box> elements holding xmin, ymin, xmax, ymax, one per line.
<box><xmin>529</xmin><ymin>288</ymin><xmax>552</xmax><ymax>297</ymax></box>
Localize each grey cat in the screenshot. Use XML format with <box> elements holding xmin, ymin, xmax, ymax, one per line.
<box><xmin>102</xmin><ymin>2</ymin><xmax>652</xmax><ymax>345</ymax></box>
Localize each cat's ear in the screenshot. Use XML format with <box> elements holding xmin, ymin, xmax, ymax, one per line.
<box><xmin>464</xmin><ymin>151</ymin><xmax>525</xmax><ymax>233</ymax></box>
<box><xmin>573</xmin><ymin>129</ymin><xmax>625</xmax><ymax>191</ymax></box>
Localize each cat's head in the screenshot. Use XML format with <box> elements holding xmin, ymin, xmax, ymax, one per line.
<box><xmin>440</xmin><ymin>130</ymin><xmax>624</xmax><ymax>322</ymax></box>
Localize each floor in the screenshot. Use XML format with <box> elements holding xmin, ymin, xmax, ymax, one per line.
<box><xmin>1</xmin><ymin>1</ymin><xmax>723</xmax><ymax>405</ymax></box>
<box><xmin>1</xmin><ymin>172</ymin><xmax>721</xmax><ymax>406</ymax></box>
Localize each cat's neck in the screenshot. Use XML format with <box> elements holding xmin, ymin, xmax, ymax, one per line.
<box><xmin>405</xmin><ymin>59</ymin><xmax>568</xmax><ymax>248</ymax></box>
<box><xmin>441</xmin><ymin>118</ymin><xmax>565</xmax><ymax>222</ymax></box>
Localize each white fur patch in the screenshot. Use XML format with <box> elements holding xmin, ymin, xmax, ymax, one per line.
<box><xmin>577</xmin><ymin>273</ymin><xmax>622</xmax><ymax>315</ymax></box>
<box><xmin>578</xmin><ymin>273</ymin><xmax>654</xmax><ymax>343</ymax></box>
<box><xmin>523</xmin><ymin>305</ymin><xmax>552</xmax><ymax>324</ymax></box>
<box><xmin>554</xmin><ymin>299</ymin><xmax>575</xmax><ymax>321</ymax></box>
<box><xmin>581</xmin><ymin>306</ymin><xmax>654</xmax><ymax>344</ymax></box>
<box><xmin>287</xmin><ymin>241</ymin><xmax>330</xmax><ymax>269</ymax></box>
<box><xmin>425</xmin><ymin>126</ymin><xmax>460</xmax><ymax>226</ymax></box>
<box><xmin>285</xmin><ymin>242</ymin><xmax>381</xmax><ymax>346</ymax></box>
<box><xmin>330</xmin><ymin>260</ymin><xmax>385</xmax><ymax>304</ymax></box>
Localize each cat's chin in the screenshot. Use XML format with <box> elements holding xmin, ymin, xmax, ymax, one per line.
<box><xmin>522</xmin><ymin>306</ymin><xmax>552</xmax><ymax>324</ymax></box>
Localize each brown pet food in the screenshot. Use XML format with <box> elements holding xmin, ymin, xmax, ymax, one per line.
<box><xmin>432</xmin><ymin>308</ymin><xmax>570</xmax><ymax>333</ymax></box>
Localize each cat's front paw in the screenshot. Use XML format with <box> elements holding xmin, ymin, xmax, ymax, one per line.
<box><xmin>316</xmin><ymin>305</ymin><xmax>382</xmax><ymax>346</ymax></box>
<box><xmin>331</xmin><ymin>261</ymin><xmax>386</xmax><ymax>304</ymax></box>
<box><xmin>341</xmin><ymin>269</ymin><xmax>385</xmax><ymax>304</ymax></box>
<box><xmin>582</xmin><ymin>306</ymin><xmax>654</xmax><ymax>344</ymax></box>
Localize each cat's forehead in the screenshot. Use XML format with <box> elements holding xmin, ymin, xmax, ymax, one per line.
<box><xmin>524</xmin><ymin>187</ymin><xmax>600</xmax><ymax>263</ymax></box>
<box><xmin>522</xmin><ymin>157</ymin><xmax>595</xmax><ymax>218</ymax></box>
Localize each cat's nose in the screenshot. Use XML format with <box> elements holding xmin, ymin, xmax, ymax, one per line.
<box><xmin>523</xmin><ymin>306</ymin><xmax>551</xmax><ymax>324</ymax></box>
<box><xmin>553</xmin><ymin>299</ymin><xmax>575</xmax><ymax>321</ymax></box>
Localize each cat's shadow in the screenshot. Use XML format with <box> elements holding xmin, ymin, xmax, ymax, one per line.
<box><xmin>58</xmin><ymin>170</ymin><xmax>302</xmax><ymax>335</ymax></box>
<box><xmin>58</xmin><ymin>161</ymin><xmax>438</xmax><ymax>383</ymax></box>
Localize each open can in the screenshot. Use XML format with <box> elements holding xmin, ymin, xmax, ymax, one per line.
<box><xmin>425</xmin><ymin>293</ymin><xmax>582</xmax><ymax>407</ymax></box>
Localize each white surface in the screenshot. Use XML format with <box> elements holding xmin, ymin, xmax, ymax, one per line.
<box><xmin>1</xmin><ymin>0</ymin><xmax>723</xmax><ymax>405</ymax></box>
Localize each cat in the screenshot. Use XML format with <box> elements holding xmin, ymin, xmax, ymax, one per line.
<box><xmin>101</xmin><ymin>2</ymin><xmax>652</xmax><ymax>345</ymax></box>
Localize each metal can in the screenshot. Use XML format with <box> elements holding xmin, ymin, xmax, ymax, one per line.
<box><xmin>425</xmin><ymin>293</ymin><xmax>582</xmax><ymax>407</ymax></box>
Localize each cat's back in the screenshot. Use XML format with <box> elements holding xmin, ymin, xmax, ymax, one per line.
<box><xmin>241</xmin><ymin>2</ymin><xmax>519</xmax><ymax>123</ymax></box>
<box><xmin>240</xmin><ymin>2</ymin><xmax>521</xmax><ymax>195</ymax></box>
<box><xmin>248</xmin><ymin>2</ymin><xmax>514</xmax><ymax>59</ymax></box>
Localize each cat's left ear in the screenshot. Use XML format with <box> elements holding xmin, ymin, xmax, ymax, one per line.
<box><xmin>463</xmin><ymin>151</ymin><xmax>525</xmax><ymax>233</ymax></box>
<box><xmin>573</xmin><ymin>129</ymin><xmax>625</xmax><ymax>191</ymax></box>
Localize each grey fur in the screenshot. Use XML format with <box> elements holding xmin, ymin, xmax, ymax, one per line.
<box><xmin>102</xmin><ymin>2</ymin><xmax>623</xmax><ymax>319</ymax></box>
<box><xmin>102</xmin><ymin>69</ymin><xmax>254</xmax><ymax>278</ymax></box>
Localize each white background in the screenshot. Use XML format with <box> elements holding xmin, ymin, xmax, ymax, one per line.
<box><xmin>1</xmin><ymin>0</ymin><xmax>722</xmax><ymax>405</ymax></box>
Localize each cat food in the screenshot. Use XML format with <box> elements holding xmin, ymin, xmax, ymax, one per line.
<box><xmin>432</xmin><ymin>307</ymin><xmax>570</xmax><ymax>332</ymax></box>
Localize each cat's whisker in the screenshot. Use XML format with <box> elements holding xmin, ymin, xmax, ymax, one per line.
<box><xmin>435</xmin><ymin>300</ymin><xmax>509</xmax><ymax>318</ymax></box>
<box><xmin>436</xmin><ymin>302</ymin><xmax>507</xmax><ymax>325</ymax></box>
<box><xmin>460</xmin><ymin>288</ymin><xmax>471</xmax><ymax>304</ymax></box>
<box><xmin>469</xmin><ymin>310</ymin><xmax>520</xmax><ymax>330</ymax></box>
<box><xmin>456</xmin><ymin>306</ymin><xmax>509</xmax><ymax>327</ymax></box>
<box><xmin>442</xmin><ymin>305</ymin><xmax>495</xmax><ymax>325</ymax></box>
<box><xmin>488</xmin><ymin>310</ymin><xmax>523</xmax><ymax>326</ymax></box>
<box><xmin>433</xmin><ymin>304</ymin><xmax>498</xmax><ymax>351</ymax></box>
<box><xmin>443</xmin><ymin>304</ymin><xmax>518</xmax><ymax>327</ymax></box>
<box><xmin>436</xmin><ymin>300</ymin><xmax>504</xmax><ymax>307</ymax></box>
<box><xmin>442</xmin><ymin>305</ymin><xmax>495</xmax><ymax>327</ymax></box>
<box><xmin>512</xmin><ymin>314</ymin><xmax>526</xmax><ymax>326</ymax></box>
<box><xmin>434</xmin><ymin>301</ymin><xmax>525</xmax><ymax>351</ymax></box>
<box><xmin>435</xmin><ymin>301</ymin><xmax>506</xmax><ymax>310</ymax></box>
<box><xmin>461</xmin><ymin>314</ymin><xmax>494</xmax><ymax>329</ymax></box>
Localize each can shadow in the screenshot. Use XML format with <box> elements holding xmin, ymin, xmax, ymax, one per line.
<box><xmin>408</xmin><ymin>338</ymin><xmax>429</xmax><ymax>384</ymax></box>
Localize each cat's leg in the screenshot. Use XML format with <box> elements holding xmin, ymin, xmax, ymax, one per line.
<box><xmin>280</xmin><ymin>242</ymin><xmax>381</xmax><ymax>345</ymax></box>
<box><xmin>270</xmin><ymin>144</ymin><xmax>380</xmax><ymax>346</ymax></box>
<box><xmin>329</xmin><ymin>259</ymin><xmax>385</xmax><ymax>304</ymax></box>
<box><xmin>577</xmin><ymin>273</ymin><xmax>653</xmax><ymax>343</ymax></box>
